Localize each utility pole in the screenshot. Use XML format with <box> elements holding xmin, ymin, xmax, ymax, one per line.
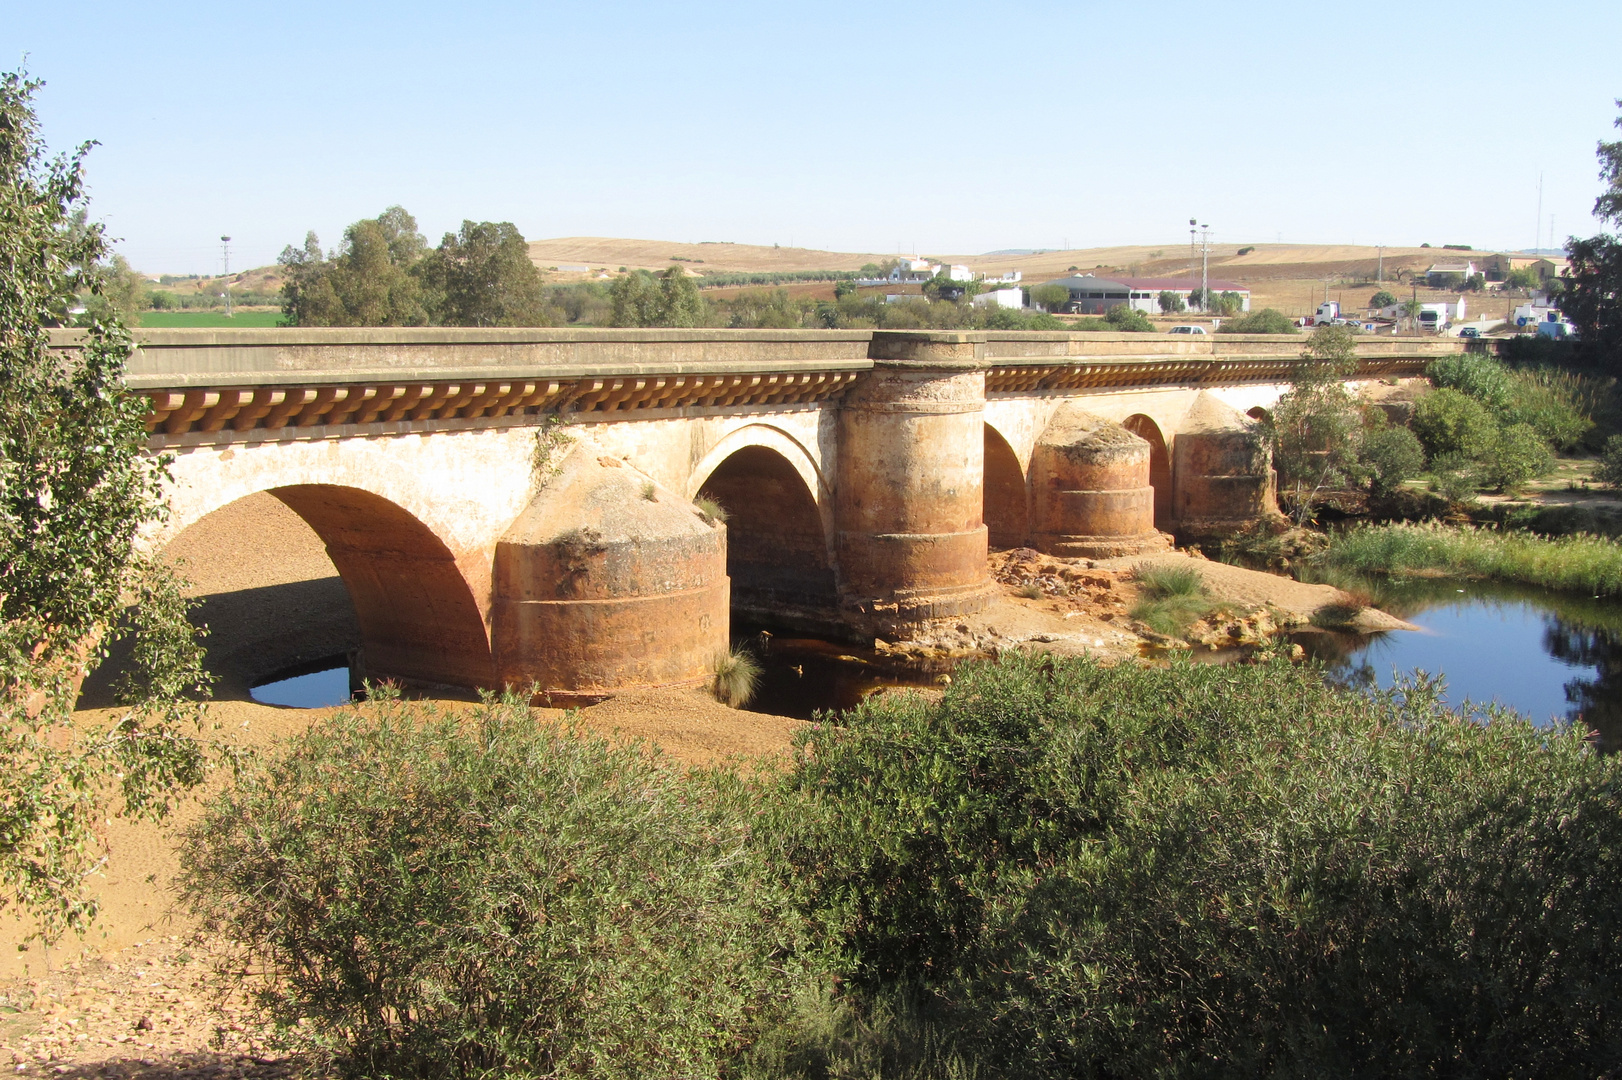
<box><xmin>1535</xmin><ymin>173</ymin><xmax>1543</xmax><ymax>252</ymax></box>
<box><xmin>220</xmin><ymin>235</ymin><xmax>232</xmax><ymax>318</ymax></box>
<box><xmin>1189</xmin><ymin>218</ymin><xmax>1197</xmax><ymax>276</ymax></box>
<box><xmin>1377</xmin><ymin>245</ymin><xmax>1384</xmax><ymax>283</ymax></box>
<box><xmin>1199</xmin><ymin>223</ymin><xmax>1210</xmax><ymax>315</ymax></box>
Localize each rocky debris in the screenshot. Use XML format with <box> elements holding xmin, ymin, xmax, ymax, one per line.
<box><xmin>0</xmin><ymin>937</ymin><xmax>297</xmax><ymax>1078</ymax></box>
<box><xmin>993</xmin><ymin>548</ymin><xmax>1116</xmax><ymax>598</ymax></box>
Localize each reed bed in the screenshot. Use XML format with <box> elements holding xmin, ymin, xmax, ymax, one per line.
<box><xmin>1321</xmin><ymin>521</ymin><xmax>1622</xmax><ymax>597</ymax></box>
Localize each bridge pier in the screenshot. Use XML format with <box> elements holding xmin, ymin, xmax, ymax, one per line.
<box><xmin>491</xmin><ymin>444</ymin><xmax>729</xmax><ymax>702</ymax></box>
<box><xmin>1173</xmin><ymin>392</ymin><xmax>1281</xmax><ymax>541</ymax></box>
<box><xmin>835</xmin><ymin>333</ymin><xmax>994</xmax><ymax>639</ymax></box>
<box><xmin>1029</xmin><ymin>405</ymin><xmax>1170</xmax><ymax>558</ymax></box>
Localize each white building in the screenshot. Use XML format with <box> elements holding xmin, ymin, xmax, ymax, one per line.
<box><xmin>888</xmin><ymin>258</ymin><xmax>936</xmax><ymax>283</ymax></box>
<box><xmin>1042</xmin><ymin>275</ymin><xmax>1251</xmax><ymax>315</ymax></box>
<box><xmin>971</xmin><ymin>288</ymin><xmax>1024</xmax><ymax>310</ymax></box>
<box><xmin>1425</xmin><ymin>262</ymin><xmax>1479</xmax><ymax>285</ymax></box>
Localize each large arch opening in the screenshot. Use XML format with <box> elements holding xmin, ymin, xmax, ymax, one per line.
<box><xmin>984</xmin><ymin>424</ymin><xmax>1029</xmax><ymax>550</ymax></box>
<box><xmin>81</xmin><ymin>485</ymin><xmax>494</xmax><ymax>707</ymax></box>
<box><xmin>269</xmin><ymin>485</ymin><xmax>493</xmax><ymax>688</ymax></box>
<box><xmin>1122</xmin><ymin>415</ymin><xmax>1173</xmax><ymax>531</ymax></box>
<box><xmin>79</xmin><ymin>491</ymin><xmax>361</xmax><ymax>705</ymax></box>
<box><xmin>696</xmin><ymin>445</ymin><xmax>838</xmax><ymax>633</ymax></box>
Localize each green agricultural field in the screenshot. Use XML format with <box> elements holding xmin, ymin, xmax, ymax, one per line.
<box><xmin>138</xmin><ymin>310</ymin><xmax>285</xmax><ymax>328</ymax></box>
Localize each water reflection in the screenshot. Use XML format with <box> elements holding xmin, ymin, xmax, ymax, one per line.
<box><xmin>250</xmin><ymin>657</ymin><xmax>354</xmax><ymax>709</ymax></box>
<box><xmin>1299</xmin><ymin>576</ymin><xmax>1622</xmax><ymax>749</ymax></box>
<box><xmin>736</xmin><ymin>625</ymin><xmax>955</xmax><ymax>720</ymax></box>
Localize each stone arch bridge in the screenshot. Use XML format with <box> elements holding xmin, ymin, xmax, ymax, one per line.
<box><xmin>64</xmin><ymin>327</ymin><xmax>1461</xmax><ymax>700</ymax></box>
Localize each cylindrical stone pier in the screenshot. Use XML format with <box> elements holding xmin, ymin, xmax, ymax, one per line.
<box><xmin>1030</xmin><ymin>404</ymin><xmax>1170</xmax><ymax>558</ymax></box>
<box><xmin>492</xmin><ymin>444</ymin><xmax>729</xmax><ymax>702</ymax></box>
<box><xmin>836</xmin><ymin>332</ymin><xmax>994</xmax><ymax>639</ymax></box>
<box><xmin>1174</xmin><ymin>392</ymin><xmax>1281</xmax><ymax>540</ymax></box>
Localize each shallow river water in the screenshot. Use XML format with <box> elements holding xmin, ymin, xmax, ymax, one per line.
<box><xmin>1300</xmin><ymin>576</ymin><xmax>1622</xmax><ymax>748</ymax></box>
<box><xmin>250</xmin><ymin>578</ymin><xmax>1622</xmax><ymax>749</ymax></box>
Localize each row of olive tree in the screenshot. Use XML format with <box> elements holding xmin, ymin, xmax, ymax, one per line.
<box><xmin>278</xmin><ymin>208</ymin><xmax>548</xmax><ymax>327</ymax></box>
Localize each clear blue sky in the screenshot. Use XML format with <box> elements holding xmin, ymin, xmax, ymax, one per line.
<box><xmin>5</xmin><ymin>0</ymin><xmax>1619</xmax><ymax>274</ymax></box>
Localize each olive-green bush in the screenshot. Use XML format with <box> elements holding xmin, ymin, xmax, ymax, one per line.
<box><xmin>181</xmin><ymin>691</ymin><xmax>804</xmax><ymax>1079</ymax></box>
<box><xmin>1427</xmin><ymin>353</ymin><xmax>1594</xmax><ymax>450</ymax></box>
<box><xmin>1411</xmin><ymin>387</ymin><xmax>1498</xmax><ymax>458</ymax></box>
<box><xmin>1360</xmin><ymin>421</ymin><xmax>1426</xmax><ymax>495</ymax></box>
<box><xmin>1216</xmin><ymin>307</ymin><xmax>1297</xmax><ymax>333</ymax></box>
<box><xmin>1479</xmin><ymin>420</ymin><xmax>1555</xmax><ymax>492</ymax></box>
<box><xmin>183</xmin><ymin>660</ymin><xmax>1622</xmax><ymax>1079</ymax></box>
<box><xmin>784</xmin><ymin>652</ymin><xmax>1622</xmax><ymax>1078</ymax></box>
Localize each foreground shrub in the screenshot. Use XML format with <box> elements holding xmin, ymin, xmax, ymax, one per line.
<box><xmin>1428</xmin><ymin>353</ymin><xmax>1594</xmax><ymax>450</ymax></box>
<box><xmin>1598</xmin><ymin>432</ymin><xmax>1622</xmax><ymax>489</ymax></box>
<box><xmin>713</xmin><ymin>645</ymin><xmax>763</xmax><ymax>707</ymax></box>
<box><xmin>1322</xmin><ymin>520</ymin><xmax>1622</xmax><ymax>596</ymax></box>
<box><xmin>1427</xmin><ymin>351</ymin><xmax>1514</xmax><ymax>410</ymax></box>
<box><xmin>1217</xmin><ymin>307</ymin><xmax>1297</xmax><ymax>333</ymax></box>
<box><xmin>785</xmin><ymin>652</ymin><xmax>1622</xmax><ymax>1078</ymax></box>
<box><xmin>1479</xmin><ymin>420</ymin><xmax>1554</xmax><ymax>492</ymax></box>
<box><xmin>1359</xmin><ymin>421</ymin><xmax>1425</xmax><ymax>495</ymax></box>
<box><xmin>181</xmin><ymin>691</ymin><xmax>800</xmax><ymax>1079</ymax></box>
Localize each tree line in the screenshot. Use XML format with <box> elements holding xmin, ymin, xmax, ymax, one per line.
<box><xmin>279</xmin><ymin>207</ymin><xmax>548</xmax><ymax>327</ymax></box>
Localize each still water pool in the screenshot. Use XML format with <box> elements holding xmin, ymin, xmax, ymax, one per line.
<box><xmin>251</xmin><ymin>659</ymin><xmax>353</xmax><ymax>708</ymax></box>
<box><xmin>1301</xmin><ymin>577</ymin><xmax>1622</xmax><ymax>747</ymax></box>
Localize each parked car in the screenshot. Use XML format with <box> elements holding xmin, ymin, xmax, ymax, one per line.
<box><xmin>1167</xmin><ymin>325</ymin><xmax>1208</xmax><ymax>335</ymax></box>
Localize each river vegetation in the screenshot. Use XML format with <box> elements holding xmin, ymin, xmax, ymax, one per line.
<box><xmin>1127</xmin><ymin>563</ymin><xmax>1216</xmax><ymax>637</ymax></box>
<box><xmin>182</xmin><ymin>655</ymin><xmax>1622</xmax><ymax>1078</ymax></box>
<box><xmin>1319</xmin><ymin>521</ymin><xmax>1622</xmax><ymax>597</ymax></box>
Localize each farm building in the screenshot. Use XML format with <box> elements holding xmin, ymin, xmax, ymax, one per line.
<box><xmin>1039</xmin><ymin>274</ymin><xmax>1251</xmax><ymax>315</ymax></box>
<box><xmin>1480</xmin><ymin>253</ymin><xmax>1567</xmax><ymax>284</ymax></box>
<box><xmin>1425</xmin><ymin>261</ymin><xmax>1480</xmax><ymax>286</ymax></box>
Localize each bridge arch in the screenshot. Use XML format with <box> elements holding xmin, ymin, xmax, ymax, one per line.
<box><xmin>694</xmin><ymin>438</ymin><xmax>838</xmax><ymax>632</ymax></box>
<box><xmin>688</xmin><ymin>424</ymin><xmax>829</xmax><ymax>522</ymax></box>
<box><xmin>1122</xmin><ymin>414</ymin><xmax>1173</xmax><ymax>531</ymax></box>
<box><xmin>983</xmin><ymin>421</ymin><xmax>1029</xmax><ymax>550</ymax></box>
<box><xmin>166</xmin><ymin>484</ymin><xmax>495</xmax><ymax>690</ymax></box>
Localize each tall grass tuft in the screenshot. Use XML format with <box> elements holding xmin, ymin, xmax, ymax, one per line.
<box><xmin>694</xmin><ymin>495</ymin><xmax>729</xmax><ymax>525</ymax></box>
<box><xmin>1130</xmin><ymin>563</ymin><xmax>1216</xmax><ymax>638</ymax></box>
<box><xmin>713</xmin><ymin>646</ymin><xmax>762</xmax><ymax>708</ymax></box>
<box><xmin>1321</xmin><ymin>521</ymin><xmax>1622</xmax><ymax>597</ymax></box>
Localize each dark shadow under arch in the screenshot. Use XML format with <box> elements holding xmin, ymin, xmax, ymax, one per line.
<box><xmin>697</xmin><ymin>446</ymin><xmax>837</xmax><ymax>632</ymax></box>
<box><xmin>1247</xmin><ymin>406</ymin><xmax>1271</xmax><ymax>422</ymax></box>
<box><xmin>1122</xmin><ymin>415</ymin><xmax>1173</xmax><ymax>531</ymax></box>
<box><xmin>984</xmin><ymin>424</ymin><xmax>1030</xmax><ymax>550</ymax></box>
<box><xmin>270</xmin><ymin>485</ymin><xmax>494</xmax><ymax>688</ymax></box>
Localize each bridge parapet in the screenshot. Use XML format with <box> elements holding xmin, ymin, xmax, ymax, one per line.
<box><xmin>44</xmin><ymin>328</ymin><xmax>1465</xmax><ymax>445</ymax></box>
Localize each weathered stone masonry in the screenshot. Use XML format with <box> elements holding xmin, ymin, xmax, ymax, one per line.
<box><xmin>57</xmin><ymin>327</ymin><xmax>1460</xmax><ymax>701</ymax></box>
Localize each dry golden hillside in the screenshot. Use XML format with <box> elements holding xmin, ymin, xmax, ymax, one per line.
<box><xmin>524</xmin><ymin>237</ymin><xmax>1507</xmax><ymax>317</ymax></box>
